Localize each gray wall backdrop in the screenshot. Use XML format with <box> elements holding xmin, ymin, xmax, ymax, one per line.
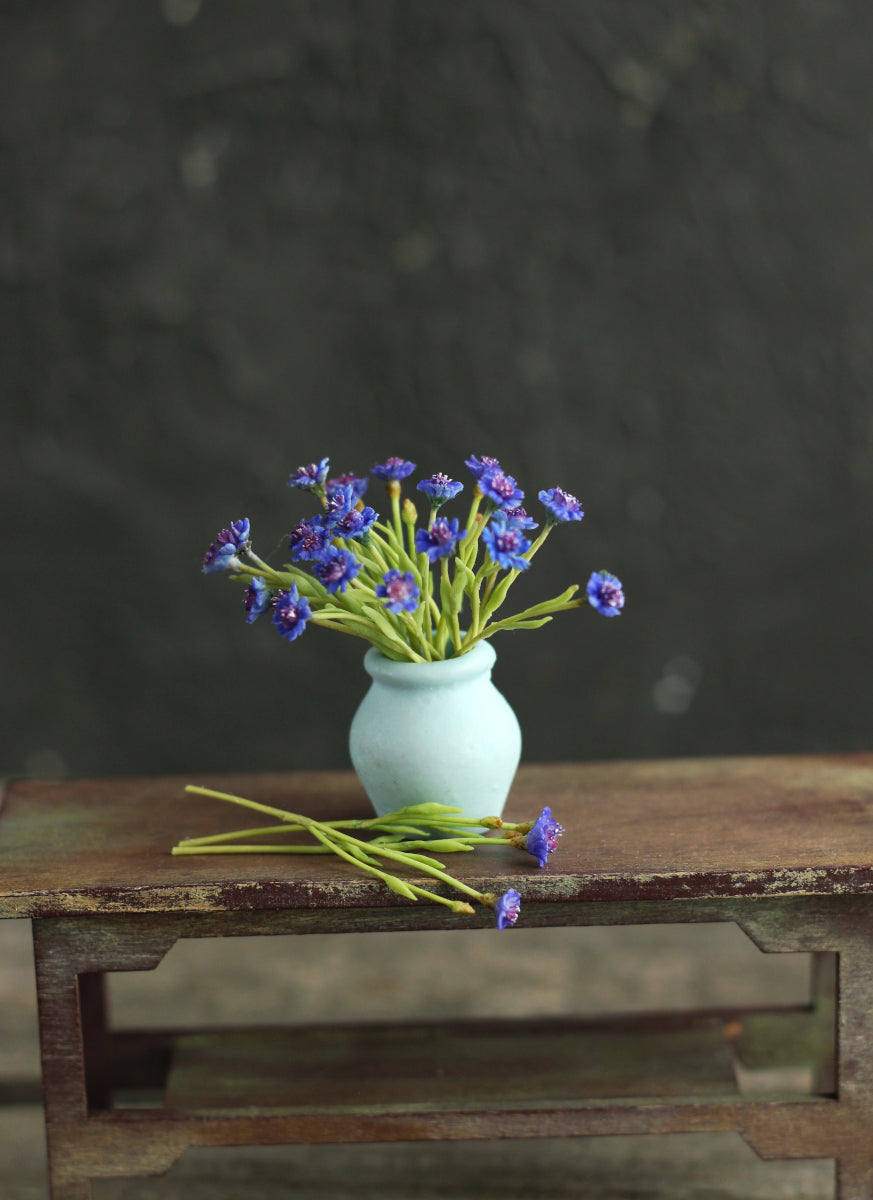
<box><xmin>3</xmin><ymin>1</ymin><xmax>873</xmax><ymax>782</ymax></box>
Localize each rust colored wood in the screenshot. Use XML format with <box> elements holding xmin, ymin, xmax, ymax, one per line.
<box><xmin>6</xmin><ymin>757</ymin><xmax>873</xmax><ymax>1197</ymax></box>
<box><xmin>3</xmin><ymin>755</ymin><xmax>873</xmax><ymax>918</ymax></box>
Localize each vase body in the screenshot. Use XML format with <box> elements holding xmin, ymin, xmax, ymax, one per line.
<box><xmin>349</xmin><ymin>640</ymin><xmax>521</xmax><ymax>821</ymax></box>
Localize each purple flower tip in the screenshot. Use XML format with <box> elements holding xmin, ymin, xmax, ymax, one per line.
<box><xmin>375</xmin><ymin>569</ymin><xmax>420</xmax><ymax>614</ymax></box>
<box><xmin>539</xmin><ymin>487</ymin><xmax>583</xmax><ymax>524</ymax></box>
<box><xmin>478</xmin><ymin>465</ymin><xmax>525</xmax><ymax>510</ymax></box>
<box><xmin>587</xmin><ymin>571</ymin><xmax>625</xmax><ymax>617</ymax></box>
<box><xmin>271</xmin><ymin>585</ymin><xmax>311</xmax><ymax>641</ymax></box>
<box><xmin>482</xmin><ymin>512</ymin><xmax>531</xmax><ymax>572</ymax></box>
<box><xmin>324</xmin><ymin>484</ymin><xmax>378</xmax><ymax>538</ymax></box>
<box><xmin>288</xmin><ymin>458</ymin><xmax>330</xmax><ymax>490</ymax></box>
<box><xmin>371</xmin><ymin>457</ymin><xmax>416</xmax><ymax>481</ymax></box>
<box><xmin>502</xmin><ymin>505</ymin><xmax>538</xmax><ymax>530</ymax></box>
<box><xmin>494</xmin><ymin>889</ymin><xmax>522</xmax><ymax>930</ymax></box>
<box><xmin>202</xmin><ymin>518</ymin><xmax>251</xmax><ymax>573</ymax></box>
<box><xmin>465</xmin><ymin>454</ymin><xmax>502</xmax><ymax>480</ymax></box>
<box><xmin>414</xmin><ymin>516</ymin><xmax>465</xmax><ymax>562</ymax></box>
<box><xmin>327</xmin><ymin>473</ymin><xmax>369</xmax><ymax>501</ymax></box>
<box><xmin>288</xmin><ymin>517</ymin><xmax>331</xmax><ymax>561</ymax></box>
<box><xmin>416</xmin><ymin>473</ymin><xmax>464</xmax><ymax>504</ymax></box>
<box><xmin>311</xmin><ymin>546</ymin><xmax>361</xmax><ymax>594</ymax></box>
<box><xmin>524</xmin><ymin>806</ymin><xmax>565</xmax><ymax>868</ymax></box>
<box><xmin>243</xmin><ymin>576</ymin><xmax>271</xmax><ymax>624</ymax></box>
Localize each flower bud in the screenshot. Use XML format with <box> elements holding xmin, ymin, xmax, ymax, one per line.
<box><xmin>402</xmin><ymin>498</ymin><xmax>417</xmax><ymax>525</ymax></box>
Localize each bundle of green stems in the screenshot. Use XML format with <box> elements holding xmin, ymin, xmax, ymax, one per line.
<box><xmin>172</xmin><ymin>785</ymin><xmax>541</xmax><ymax>924</ymax></box>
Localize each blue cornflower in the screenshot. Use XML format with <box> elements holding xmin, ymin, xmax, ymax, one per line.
<box><xmin>371</xmin><ymin>457</ymin><xmax>416</xmax><ymax>481</ymax></box>
<box><xmin>327</xmin><ymin>473</ymin><xmax>369</xmax><ymax>501</ymax></box>
<box><xmin>323</xmin><ymin>484</ymin><xmax>378</xmax><ymax>539</ymax></box>
<box><xmin>202</xmin><ymin>518</ymin><xmax>251</xmax><ymax>573</ymax></box>
<box><xmin>414</xmin><ymin>516</ymin><xmax>465</xmax><ymax>562</ymax></box>
<box><xmin>482</xmin><ymin>512</ymin><xmax>531</xmax><ymax>571</ymax></box>
<box><xmin>416</xmin><ymin>473</ymin><xmax>464</xmax><ymax>506</ymax></box>
<box><xmin>375</xmin><ymin>569</ymin><xmax>420</xmax><ymax>614</ymax></box>
<box><xmin>272</xmin><ymin>585</ymin><xmax>311</xmax><ymax>641</ymax></box>
<box><xmin>311</xmin><ymin>546</ymin><xmax>361</xmax><ymax>593</ymax></box>
<box><xmin>587</xmin><ymin>571</ymin><xmax>625</xmax><ymax>617</ymax></box>
<box><xmin>288</xmin><ymin>458</ymin><xmax>330</xmax><ymax>490</ymax></box>
<box><xmin>539</xmin><ymin>486</ymin><xmax>584</xmax><ymax>524</ymax></box>
<box><xmin>502</xmin><ymin>505</ymin><xmax>538</xmax><ymax>530</ymax></box>
<box><xmin>478</xmin><ymin>465</ymin><xmax>525</xmax><ymax>510</ymax></box>
<box><xmin>465</xmin><ymin>454</ymin><xmax>502</xmax><ymax>479</ymax></box>
<box><xmin>333</xmin><ymin>504</ymin><xmax>378</xmax><ymax>539</ymax></box>
<box><xmin>243</xmin><ymin>576</ymin><xmax>271</xmax><ymax>624</ymax></box>
<box><xmin>288</xmin><ymin>517</ymin><xmax>331</xmax><ymax>561</ymax></box>
<box><xmin>494</xmin><ymin>889</ymin><xmax>522</xmax><ymax>930</ymax></box>
<box><xmin>523</xmin><ymin>807</ymin><xmax>565</xmax><ymax>868</ymax></box>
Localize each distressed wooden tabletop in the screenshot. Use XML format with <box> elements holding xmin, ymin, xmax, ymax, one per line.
<box><xmin>1</xmin><ymin>755</ymin><xmax>873</xmax><ymax>919</ymax></box>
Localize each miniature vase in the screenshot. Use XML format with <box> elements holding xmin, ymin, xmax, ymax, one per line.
<box><xmin>348</xmin><ymin>639</ymin><xmax>521</xmax><ymax>822</ymax></box>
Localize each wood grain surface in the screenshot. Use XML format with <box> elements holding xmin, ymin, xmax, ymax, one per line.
<box><xmin>3</xmin><ymin>756</ymin><xmax>873</xmax><ymax>919</ymax></box>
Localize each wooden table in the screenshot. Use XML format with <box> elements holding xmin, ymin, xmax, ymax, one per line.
<box><xmin>2</xmin><ymin>756</ymin><xmax>873</xmax><ymax>1199</ymax></box>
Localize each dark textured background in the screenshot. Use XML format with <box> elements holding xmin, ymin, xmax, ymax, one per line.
<box><xmin>3</xmin><ymin>0</ymin><xmax>873</xmax><ymax>782</ymax></box>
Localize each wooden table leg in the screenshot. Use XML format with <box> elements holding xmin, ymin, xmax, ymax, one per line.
<box><xmin>32</xmin><ymin>916</ymin><xmax>179</xmax><ymax>1200</ymax></box>
<box><xmin>833</xmin><ymin>936</ymin><xmax>873</xmax><ymax>1200</ymax></box>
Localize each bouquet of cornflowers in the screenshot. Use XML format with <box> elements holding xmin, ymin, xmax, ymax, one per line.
<box><xmin>193</xmin><ymin>452</ymin><xmax>624</xmax><ymax>928</ymax></box>
<box><xmin>202</xmin><ymin>453</ymin><xmax>625</xmax><ymax>660</ymax></box>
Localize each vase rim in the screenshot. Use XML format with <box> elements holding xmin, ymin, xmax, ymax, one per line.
<box><xmin>362</xmin><ymin>638</ymin><xmax>497</xmax><ymax>686</ymax></box>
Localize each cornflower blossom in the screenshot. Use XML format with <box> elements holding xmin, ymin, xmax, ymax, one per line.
<box><xmin>494</xmin><ymin>889</ymin><xmax>521</xmax><ymax>930</ymax></box>
<box><xmin>478</xmin><ymin>465</ymin><xmax>525</xmax><ymax>509</ymax></box>
<box><xmin>327</xmin><ymin>473</ymin><xmax>369</xmax><ymax>501</ymax></box>
<box><xmin>523</xmin><ymin>807</ymin><xmax>565</xmax><ymax>867</ymax></box>
<box><xmin>311</xmin><ymin>546</ymin><xmax>361</xmax><ymax>594</ymax></box>
<box><xmin>271</xmin><ymin>585</ymin><xmax>311</xmax><ymax>641</ymax></box>
<box><xmin>371</xmin><ymin>457</ymin><xmax>416</xmax><ymax>481</ymax></box>
<box><xmin>202</xmin><ymin>519</ymin><xmax>251</xmax><ymax>573</ymax></box>
<box><xmin>482</xmin><ymin>513</ymin><xmax>531</xmax><ymax>572</ymax></box>
<box><xmin>414</xmin><ymin>516</ymin><xmax>465</xmax><ymax>562</ymax></box>
<box><xmin>333</xmin><ymin>504</ymin><xmax>378</xmax><ymax>539</ymax></box>
<box><xmin>586</xmin><ymin>571</ymin><xmax>625</xmax><ymax>617</ymax></box>
<box><xmin>243</xmin><ymin>576</ymin><xmax>271</xmax><ymax>624</ymax></box>
<box><xmin>288</xmin><ymin>518</ymin><xmax>331</xmax><ymax>561</ymax></box>
<box><xmin>539</xmin><ymin>487</ymin><xmax>583</xmax><ymax>523</ymax></box>
<box><xmin>324</xmin><ymin>483</ymin><xmax>378</xmax><ymax>538</ymax></box>
<box><xmin>465</xmin><ymin>454</ymin><xmax>501</xmax><ymax>479</ymax></box>
<box><xmin>288</xmin><ymin>459</ymin><xmax>330</xmax><ymax>490</ymax></box>
<box><xmin>375</xmin><ymin>570</ymin><xmax>420</xmax><ymax>614</ymax></box>
<box><xmin>502</xmin><ymin>505</ymin><xmax>538</xmax><ymax>530</ymax></box>
<box><xmin>416</xmin><ymin>473</ymin><xmax>464</xmax><ymax>506</ymax></box>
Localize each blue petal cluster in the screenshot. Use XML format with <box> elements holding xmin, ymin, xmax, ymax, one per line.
<box><xmin>524</xmin><ymin>806</ymin><xmax>565</xmax><ymax>868</ymax></box>
<box><xmin>494</xmin><ymin>889</ymin><xmax>522</xmax><ymax>930</ymax></box>
<box><xmin>288</xmin><ymin>458</ymin><xmax>330</xmax><ymax>490</ymax></box>
<box><xmin>202</xmin><ymin>518</ymin><xmax>251</xmax><ymax>573</ymax></box>
<box><xmin>416</xmin><ymin>473</ymin><xmax>463</xmax><ymax>505</ymax></box>
<box><xmin>414</xmin><ymin>516</ymin><xmax>465</xmax><ymax>562</ymax></box>
<box><xmin>539</xmin><ymin>487</ymin><xmax>583</xmax><ymax>523</ymax></box>
<box><xmin>243</xmin><ymin>576</ymin><xmax>271</xmax><ymax>624</ymax></box>
<box><xmin>311</xmin><ymin>546</ymin><xmax>361</xmax><ymax>594</ymax></box>
<box><xmin>478</xmin><ymin>465</ymin><xmax>525</xmax><ymax>509</ymax></box>
<box><xmin>502</xmin><ymin>504</ymin><xmax>538</xmax><ymax>530</ymax></box>
<box><xmin>272</xmin><ymin>585</ymin><xmax>311</xmax><ymax>641</ymax></box>
<box><xmin>327</xmin><ymin>473</ymin><xmax>369</xmax><ymax>501</ymax></box>
<box><xmin>482</xmin><ymin>513</ymin><xmax>531</xmax><ymax>571</ymax></box>
<box><xmin>375</xmin><ymin>569</ymin><xmax>420</xmax><ymax>614</ymax></box>
<box><xmin>324</xmin><ymin>484</ymin><xmax>378</xmax><ymax>538</ymax></box>
<box><xmin>465</xmin><ymin>454</ymin><xmax>501</xmax><ymax>479</ymax></box>
<box><xmin>371</xmin><ymin>457</ymin><xmax>416</xmax><ymax>481</ymax></box>
<box><xmin>288</xmin><ymin>518</ymin><xmax>331</xmax><ymax>561</ymax></box>
<box><xmin>586</xmin><ymin>571</ymin><xmax>625</xmax><ymax>617</ymax></box>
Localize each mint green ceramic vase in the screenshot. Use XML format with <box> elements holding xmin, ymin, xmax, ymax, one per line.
<box><xmin>348</xmin><ymin>639</ymin><xmax>521</xmax><ymax>821</ymax></box>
